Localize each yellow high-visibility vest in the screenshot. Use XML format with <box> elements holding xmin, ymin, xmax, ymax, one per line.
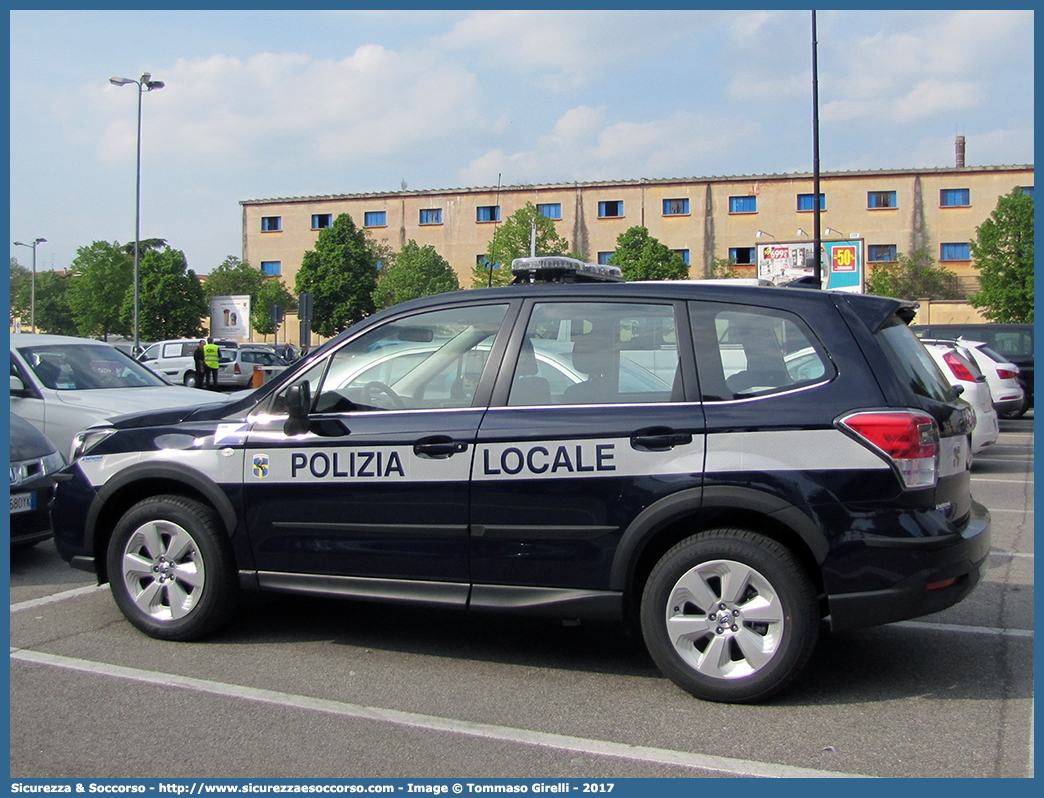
<box><xmin>204</xmin><ymin>343</ymin><xmax>220</xmax><ymax>369</ymax></box>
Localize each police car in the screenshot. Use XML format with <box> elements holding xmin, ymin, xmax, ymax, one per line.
<box><xmin>51</xmin><ymin>257</ymin><xmax>990</xmax><ymax>703</ymax></box>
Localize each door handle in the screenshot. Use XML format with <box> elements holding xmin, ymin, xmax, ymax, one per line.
<box><xmin>414</xmin><ymin>436</ymin><xmax>468</xmax><ymax>459</ymax></box>
<box><xmin>630</xmin><ymin>427</ymin><xmax>693</xmax><ymax>452</ymax></box>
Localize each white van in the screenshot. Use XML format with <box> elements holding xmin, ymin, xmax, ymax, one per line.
<box><xmin>138</xmin><ymin>339</ymin><xmax>238</xmax><ymax>386</ymax></box>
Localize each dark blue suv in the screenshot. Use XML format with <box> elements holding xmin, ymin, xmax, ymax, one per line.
<box><xmin>52</xmin><ymin>258</ymin><xmax>990</xmax><ymax>703</ymax></box>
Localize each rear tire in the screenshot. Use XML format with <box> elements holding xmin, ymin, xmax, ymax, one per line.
<box><xmin>107</xmin><ymin>495</ymin><xmax>238</xmax><ymax>641</ymax></box>
<box><xmin>640</xmin><ymin>529</ymin><xmax>818</xmax><ymax>703</ymax></box>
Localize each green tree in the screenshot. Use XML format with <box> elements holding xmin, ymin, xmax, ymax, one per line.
<box><xmin>969</xmin><ymin>188</ymin><xmax>1034</xmax><ymax>323</ymax></box>
<box><xmin>709</xmin><ymin>257</ymin><xmax>740</xmax><ymax>279</ymax></box>
<box><xmin>295</xmin><ymin>213</ymin><xmax>379</xmax><ymax>337</ymax></box>
<box><xmin>66</xmin><ymin>241</ymin><xmax>133</xmax><ymax>340</ymax></box>
<box><xmin>609</xmin><ymin>226</ymin><xmax>689</xmax><ymax>281</ymax></box>
<box><xmin>121</xmin><ymin>238</ymin><xmax>168</xmax><ymax>260</ymax></box>
<box><xmin>473</xmin><ymin>203</ymin><xmax>571</xmax><ymax>288</ymax></box>
<box><xmin>204</xmin><ymin>256</ymin><xmax>265</xmax><ymax>302</ymax></box>
<box><xmin>121</xmin><ymin>246</ymin><xmax>208</xmax><ymax>340</ymax></box>
<box><xmin>10</xmin><ymin>258</ymin><xmax>30</xmax><ymax>320</ymax></box>
<box><xmin>865</xmin><ymin>248</ymin><xmax>960</xmax><ymax>300</ymax></box>
<box><xmin>252</xmin><ymin>277</ymin><xmax>298</xmax><ymax>338</ymax></box>
<box><xmin>374</xmin><ymin>240</ymin><xmax>459</xmax><ymax>307</ymax></box>
<box><xmin>31</xmin><ymin>271</ymin><xmax>78</xmax><ymax>335</ymax></box>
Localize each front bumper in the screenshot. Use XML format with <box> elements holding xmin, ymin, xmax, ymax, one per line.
<box><xmin>827</xmin><ymin>500</ymin><xmax>991</xmax><ymax>632</ymax></box>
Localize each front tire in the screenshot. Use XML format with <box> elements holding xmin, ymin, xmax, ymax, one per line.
<box><xmin>640</xmin><ymin>529</ymin><xmax>818</xmax><ymax>703</ymax></box>
<box><xmin>107</xmin><ymin>495</ymin><xmax>238</xmax><ymax>641</ymax></box>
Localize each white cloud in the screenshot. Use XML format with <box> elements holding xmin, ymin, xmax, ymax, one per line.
<box><xmin>73</xmin><ymin>46</ymin><xmax>486</xmax><ymax>170</ymax></box>
<box><xmin>459</xmin><ymin>105</ymin><xmax>757</xmax><ymax>185</ymax></box>
<box><xmin>821</xmin><ymin>10</ymin><xmax>1032</xmax><ymax>125</ymax></box>
<box><xmin>436</xmin><ymin>10</ymin><xmax>713</xmax><ymax>92</ymax></box>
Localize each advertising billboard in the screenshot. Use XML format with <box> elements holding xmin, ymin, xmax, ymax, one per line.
<box><xmin>210</xmin><ymin>295</ymin><xmax>251</xmax><ymax>339</ymax></box>
<box><xmin>756</xmin><ymin>240</ymin><xmax>864</xmax><ymax>292</ymax></box>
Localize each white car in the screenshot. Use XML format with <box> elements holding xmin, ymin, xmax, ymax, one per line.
<box><xmin>922</xmin><ymin>340</ymin><xmax>999</xmax><ymax>455</ymax></box>
<box><xmin>10</xmin><ymin>333</ymin><xmax>231</xmax><ymax>458</ymax></box>
<box><xmin>955</xmin><ymin>338</ymin><xmax>1026</xmax><ymax>418</ymax></box>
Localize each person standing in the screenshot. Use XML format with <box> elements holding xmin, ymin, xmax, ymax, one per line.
<box><xmin>193</xmin><ymin>340</ymin><xmax>207</xmax><ymax>388</ymax></box>
<box><xmin>203</xmin><ymin>339</ymin><xmax>220</xmax><ymax>390</ymax></box>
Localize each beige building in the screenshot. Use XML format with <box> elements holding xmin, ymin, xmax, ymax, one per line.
<box><xmin>241</xmin><ymin>163</ymin><xmax>1033</xmax><ymax>300</ymax></box>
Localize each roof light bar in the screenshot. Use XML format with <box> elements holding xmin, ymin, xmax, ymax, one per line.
<box><xmin>511</xmin><ymin>256</ymin><xmax>624</xmax><ymax>284</ymax></box>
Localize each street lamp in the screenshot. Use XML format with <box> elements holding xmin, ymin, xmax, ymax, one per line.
<box><xmin>110</xmin><ymin>72</ymin><xmax>164</xmax><ymax>352</ymax></box>
<box><xmin>13</xmin><ymin>237</ymin><xmax>46</xmax><ymax>334</ymax></box>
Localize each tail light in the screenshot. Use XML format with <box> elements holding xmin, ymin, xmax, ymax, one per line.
<box><xmin>942</xmin><ymin>351</ymin><xmax>976</xmax><ymax>382</ymax></box>
<box><xmin>997</xmin><ymin>367</ymin><xmax>1018</xmax><ymax>380</ymax></box>
<box><xmin>838</xmin><ymin>411</ymin><xmax>939</xmax><ymax>489</ymax></box>
<box><xmin>234</xmin><ymin>362</ymin><xmax>242</xmax><ymax>375</ymax></box>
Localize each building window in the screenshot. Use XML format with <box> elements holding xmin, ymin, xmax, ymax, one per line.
<box><xmin>597</xmin><ymin>252</ymin><xmax>614</xmax><ymax>265</ymax></box>
<box><xmin>940</xmin><ymin>243</ymin><xmax>971</xmax><ymax>261</ymax></box>
<box><xmin>674</xmin><ymin>249</ymin><xmax>690</xmax><ymax>265</ymax></box>
<box><xmin>476</xmin><ymin>206</ymin><xmax>500</xmax><ymax>223</ymax></box>
<box><xmin>663</xmin><ymin>198</ymin><xmax>689</xmax><ymax>216</ymax></box>
<box><xmin>261</xmin><ymin>216</ymin><xmax>281</xmax><ymax>232</ymax></box>
<box><xmin>1021</xmin><ymin>186</ymin><xmax>1034</xmax><ymax>200</ymax></box>
<box><xmin>364</xmin><ymin>211</ymin><xmax>386</xmax><ymax>227</ymax></box>
<box><xmin>797</xmin><ymin>193</ymin><xmax>826</xmax><ymax>212</ymax></box>
<box><xmin>729</xmin><ymin>247</ymin><xmax>755</xmax><ymax>265</ymax></box>
<box><xmin>260</xmin><ymin>261</ymin><xmax>281</xmax><ymax>276</ymax></box>
<box><xmin>311</xmin><ymin>214</ymin><xmax>333</xmax><ymax>230</ymax></box>
<box><xmin>729</xmin><ymin>196</ymin><xmax>757</xmax><ymax>214</ymax></box>
<box><xmin>940</xmin><ymin>189</ymin><xmax>970</xmax><ymax>207</ymax></box>
<box><xmin>868</xmin><ymin>191</ymin><xmax>897</xmax><ymax>209</ymax></box>
<box><xmin>598</xmin><ymin>201</ymin><xmax>623</xmax><ymax>218</ymax></box>
<box><xmin>419</xmin><ymin>208</ymin><xmax>442</xmax><ymax>226</ymax></box>
<box><xmin>537</xmin><ymin>203</ymin><xmax>561</xmax><ymax>220</ymax></box>
<box><xmin>867</xmin><ymin>245</ymin><xmax>897</xmax><ymax>262</ymax></box>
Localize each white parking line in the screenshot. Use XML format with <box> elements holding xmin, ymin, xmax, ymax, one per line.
<box><xmin>892</xmin><ymin>620</ymin><xmax>1033</xmax><ymax>639</ymax></box>
<box><xmin>973</xmin><ymin>477</ymin><xmax>1035</xmax><ymax>484</ymax></box>
<box><xmin>10</xmin><ymin>584</ymin><xmax>107</xmax><ymax>613</ymax></box>
<box><xmin>9</xmin><ymin>647</ymin><xmax>870</xmax><ymax>779</ymax></box>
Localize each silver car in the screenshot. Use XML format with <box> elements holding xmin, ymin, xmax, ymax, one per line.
<box><xmin>10</xmin><ymin>333</ymin><xmax>230</xmax><ymax>458</ymax></box>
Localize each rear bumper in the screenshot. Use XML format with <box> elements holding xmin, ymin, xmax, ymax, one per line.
<box><xmin>827</xmin><ymin>501</ymin><xmax>991</xmax><ymax>632</ymax></box>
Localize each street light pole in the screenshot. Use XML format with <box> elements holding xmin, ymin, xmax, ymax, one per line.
<box><xmin>110</xmin><ymin>72</ymin><xmax>164</xmax><ymax>352</ymax></box>
<box><xmin>13</xmin><ymin>237</ymin><xmax>46</xmax><ymax>334</ymax></box>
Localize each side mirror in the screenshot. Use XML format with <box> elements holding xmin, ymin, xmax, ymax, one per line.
<box><xmin>10</xmin><ymin>374</ymin><xmax>29</xmax><ymax>396</ymax></box>
<box><xmin>283</xmin><ymin>382</ymin><xmax>312</xmax><ymax>436</ymax></box>
<box><xmin>285</xmin><ymin>382</ymin><xmax>312</xmax><ymax>418</ymax></box>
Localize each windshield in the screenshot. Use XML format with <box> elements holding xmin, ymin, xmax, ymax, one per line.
<box><xmin>17</xmin><ymin>343</ymin><xmax>170</xmax><ymax>390</ymax></box>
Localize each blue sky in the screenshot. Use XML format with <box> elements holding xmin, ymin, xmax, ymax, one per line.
<box><xmin>8</xmin><ymin>8</ymin><xmax>1035</xmax><ymax>276</ymax></box>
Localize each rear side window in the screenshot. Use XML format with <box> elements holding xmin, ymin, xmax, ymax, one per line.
<box><xmin>878</xmin><ymin>319</ymin><xmax>953</xmax><ymax>403</ymax></box>
<box><xmin>507</xmin><ymin>301</ymin><xmax>679</xmax><ymax>406</ymax></box>
<box><xmin>689</xmin><ymin>303</ymin><xmax>833</xmax><ymax>400</ymax></box>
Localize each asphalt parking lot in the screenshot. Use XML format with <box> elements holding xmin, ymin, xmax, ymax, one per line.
<box><xmin>9</xmin><ymin>413</ymin><xmax>1033</xmax><ymax>779</ymax></box>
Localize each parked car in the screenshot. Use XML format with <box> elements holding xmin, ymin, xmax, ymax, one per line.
<box><xmin>9</xmin><ymin>412</ymin><xmax>64</xmax><ymax>548</ymax></box>
<box><xmin>10</xmin><ymin>333</ymin><xmax>231</xmax><ymax>458</ymax></box>
<box><xmin>923</xmin><ymin>337</ymin><xmax>1026</xmax><ymax>418</ymax></box>
<box><xmin>138</xmin><ymin>339</ymin><xmax>239</xmax><ymax>387</ymax></box>
<box><xmin>912</xmin><ymin>323</ymin><xmax>1033</xmax><ymax>410</ymax></box>
<box><xmin>921</xmin><ymin>340</ymin><xmax>999</xmax><ymax>455</ymax></box>
<box><xmin>51</xmin><ymin>257</ymin><xmax>989</xmax><ymax>704</ymax></box>
<box><xmin>221</xmin><ymin>347</ymin><xmax>290</xmax><ymax>389</ymax></box>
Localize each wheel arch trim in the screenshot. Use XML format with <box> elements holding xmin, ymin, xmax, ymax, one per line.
<box><xmin>609</xmin><ymin>485</ymin><xmax>828</xmax><ymax>591</ymax></box>
<box><xmin>86</xmin><ymin>461</ymin><xmax>239</xmax><ymax>550</ymax></box>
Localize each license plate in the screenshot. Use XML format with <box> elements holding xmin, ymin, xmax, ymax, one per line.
<box><xmin>10</xmin><ymin>492</ymin><xmax>37</xmax><ymax>514</ymax></box>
